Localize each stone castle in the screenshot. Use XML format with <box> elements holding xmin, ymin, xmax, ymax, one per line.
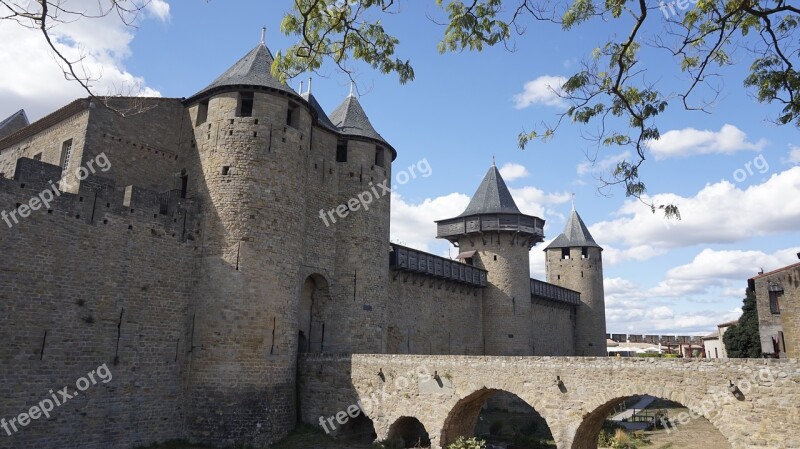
<box><xmin>0</xmin><ymin>40</ymin><xmax>605</xmax><ymax>448</ymax></box>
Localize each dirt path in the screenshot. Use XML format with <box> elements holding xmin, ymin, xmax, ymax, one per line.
<box><xmin>641</xmin><ymin>399</ymin><xmax>731</xmax><ymax>449</ymax></box>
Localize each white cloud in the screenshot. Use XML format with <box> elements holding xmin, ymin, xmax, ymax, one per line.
<box><xmin>590</xmin><ymin>167</ymin><xmax>800</xmax><ymax>256</ymax></box>
<box><xmin>576</xmin><ymin>150</ymin><xmax>631</xmax><ymax>176</ymax></box>
<box><xmin>786</xmin><ymin>144</ymin><xmax>800</xmax><ymax>165</ymax></box>
<box><xmin>648</xmin><ymin>124</ymin><xmax>766</xmax><ymax>160</ymax></box>
<box><xmin>498</xmin><ymin>162</ymin><xmax>529</xmax><ymax>181</ymax></box>
<box><xmin>513</xmin><ymin>75</ymin><xmax>567</xmax><ymax>109</ymax></box>
<box><xmin>664</xmin><ymin>248</ymin><xmax>800</xmax><ymax>282</ymax></box>
<box><xmin>390</xmin><ymin>192</ymin><xmax>470</xmax><ymax>254</ymax></box>
<box><xmin>146</xmin><ymin>0</ymin><xmax>171</xmax><ymax>22</ymax></box>
<box><xmin>0</xmin><ymin>0</ymin><xmax>164</xmax><ymax>120</ymax></box>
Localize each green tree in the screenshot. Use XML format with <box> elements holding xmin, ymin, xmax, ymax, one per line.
<box><xmin>275</xmin><ymin>0</ymin><xmax>800</xmax><ymax>215</ymax></box>
<box><xmin>723</xmin><ymin>289</ymin><xmax>763</xmax><ymax>358</ymax></box>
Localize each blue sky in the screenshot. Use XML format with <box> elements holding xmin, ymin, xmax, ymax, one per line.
<box><xmin>2</xmin><ymin>0</ymin><xmax>799</xmax><ymax>336</ymax></box>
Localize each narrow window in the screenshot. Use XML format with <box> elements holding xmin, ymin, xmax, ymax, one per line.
<box><xmin>33</xmin><ymin>153</ymin><xmax>42</xmax><ymax>161</ymax></box>
<box><xmin>581</xmin><ymin>247</ymin><xmax>589</xmax><ymax>259</ymax></box>
<box><xmin>286</xmin><ymin>103</ymin><xmax>297</xmax><ymax>127</ymax></box>
<box><xmin>714</xmin><ymin>348</ymin><xmax>718</xmax><ymax>358</ymax></box>
<box><xmin>374</xmin><ymin>145</ymin><xmax>385</xmax><ymax>168</ymax></box>
<box><xmin>561</xmin><ymin>248</ymin><xmax>570</xmax><ymax>260</ymax></box>
<box><xmin>769</xmin><ymin>289</ymin><xmax>783</xmax><ymax>314</ymax></box>
<box><xmin>180</xmin><ymin>170</ymin><xmax>188</xmax><ymax>199</ymax></box>
<box><xmin>238</xmin><ymin>92</ymin><xmax>254</xmax><ymax>117</ymax></box>
<box><xmin>221</xmin><ymin>166</ymin><xmax>230</xmax><ymax>176</ymax></box>
<box><xmin>196</xmin><ymin>100</ymin><xmax>209</xmax><ymax>125</ymax></box>
<box><xmin>59</xmin><ymin>139</ymin><xmax>73</xmax><ymax>174</ymax></box>
<box><xmin>336</xmin><ymin>141</ymin><xmax>348</xmax><ymax>163</ymax></box>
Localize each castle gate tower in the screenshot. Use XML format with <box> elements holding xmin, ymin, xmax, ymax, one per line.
<box><xmin>436</xmin><ymin>165</ymin><xmax>545</xmax><ymax>355</ymax></box>
<box><xmin>183</xmin><ymin>40</ymin><xmax>313</xmax><ymax>445</ymax></box>
<box><xmin>544</xmin><ymin>207</ymin><xmax>607</xmax><ymax>356</ymax></box>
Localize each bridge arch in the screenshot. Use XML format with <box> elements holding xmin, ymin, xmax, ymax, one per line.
<box><xmin>571</xmin><ymin>389</ymin><xmax>734</xmax><ymax>449</ymax></box>
<box><xmin>387</xmin><ymin>416</ymin><xmax>431</xmax><ymax>448</ymax></box>
<box><xmin>440</xmin><ymin>388</ymin><xmax>555</xmax><ymax>447</ymax></box>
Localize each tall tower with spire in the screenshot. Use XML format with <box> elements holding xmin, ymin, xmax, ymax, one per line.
<box><xmin>544</xmin><ymin>207</ymin><xmax>607</xmax><ymax>356</ymax></box>
<box><xmin>436</xmin><ymin>165</ymin><xmax>545</xmax><ymax>355</ymax></box>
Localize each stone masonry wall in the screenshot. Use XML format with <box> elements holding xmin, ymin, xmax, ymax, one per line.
<box><xmin>387</xmin><ymin>275</ymin><xmax>483</xmax><ymax>355</ymax></box>
<box><xmin>0</xmin><ymin>108</ymin><xmax>89</xmax><ymax>193</ymax></box>
<box><xmin>83</xmin><ymin>98</ymin><xmax>193</xmax><ymax>193</ymax></box>
<box><xmin>754</xmin><ymin>265</ymin><xmax>800</xmax><ymax>357</ymax></box>
<box><xmin>530</xmin><ymin>299</ymin><xmax>575</xmax><ymax>356</ymax></box>
<box><xmin>0</xmin><ymin>165</ymin><xmax>198</xmax><ymax>449</ymax></box>
<box><xmin>752</xmin><ymin>267</ymin><xmax>799</xmax><ymax>357</ymax></box>
<box><xmin>298</xmin><ymin>354</ymin><xmax>800</xmax><ymax>449</ymax></box>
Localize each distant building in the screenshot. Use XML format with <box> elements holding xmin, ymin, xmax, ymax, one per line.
<box><xmin>0</xmin><ymin>109</ymin><xmax>28</xmax><ymax>142</ymax></box>
<box><xmin>749</xmin><ymin>257</ymin><xmax>800</xmax><ymax>358</ymax></box>
<box><xmin>703</xmin><ymin>320</ymin><xmax>738</xmax><ymax>359</ymax></box>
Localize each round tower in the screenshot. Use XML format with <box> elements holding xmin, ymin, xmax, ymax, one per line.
<box><xmin>183</xmin><ymin>39</ymin><xmax>313</xmax><ymax>445</ymax></box>
<box><xmin>436</xmin><ymin>165</ymin><xmax>545</xmax><ymax>355</ymax></box>
<box><xmin>325</xmin><ymin>88</ymin><xmax>395</xmax><ymax>353</ymax></box>
<box><xmin>544</xmin><ymin>207</ymin><xmax>607</xmax><ymax>356</ymax></box>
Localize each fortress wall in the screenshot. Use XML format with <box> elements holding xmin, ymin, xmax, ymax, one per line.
<box><xmin>0</xmin><ymin>166</ymin><xmax>198</xmax><ymax>449</ymax></box>
<box><xmin>83</xmin><ymin>98</ymin><xmax>194</xmax><ymax>193</ymax></box>
<box><xmin>387</xmin><ymin>275</ymin><xmax>483</xmax><ymax>355</ymax></box>
<box><xmin>0</xmin><ymin>108</ymin><xmax>89</xmax><ymax>192</ymax></box>
<box><xmin>530</xmin><ymin>299</ymin><xmax>575</xmax><ymax>356</ymax></box>
<box><xmin>300</xmin><ymin>124</ymin><xmax>340</xmax><ymax>276</ymax></box>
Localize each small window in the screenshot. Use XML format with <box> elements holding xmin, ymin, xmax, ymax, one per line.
<box><xmin>769</xmin><ymin>289</ymin><xmax>783</xmax><ymax>314</ymax></box>
<box><xmin>336</xmin><ymin>141</ymin><xmax>348</xmax><ymax>163</ymax></box>
<box><xmin>238</xmin><ymin>92</ymin><xmax>254</xmax><ymax>117</ymax></box>
<box><xmin>196</xmin><ymin>100</ymin><xmax>209</xmax><ymax>125</ymax></box>
<box><xmin>581</xmin><ymin>247</ymin><xmax>589</xmax><ymax>259</ymax></box>
<box><xmin>374</xmin><ymin>146</ymin><xmax>385</xmax><ymax>168</ymax></box>
<box><xmin>59</xmin><ymin>139</ymin><xmax>73</xmax><ymax>174</ymax></box>
<box><xmin>221</xmin><ymin>166</ymin><xmax>230</xmax><ymax>176</ymax></box>
<box><xmin>561</xmin><ymin>248</ymin><xmax>570</xmax><ymax>260</ymax></box>
<box><xmin>33</xmin><ymin>153</ymin><xmax>42</xmax><ymax>161</ymax></box>
<box><xmin>286</xmin><ymin>104</ymin><xmax>297</xmax><ymax>127</ymax></box>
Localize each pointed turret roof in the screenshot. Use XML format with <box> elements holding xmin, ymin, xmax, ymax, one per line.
<box><xmin>329</xmin><ymin>94</ymin><xmax>388</xmax><ymax>145</ymax></box>
<box><xmin>302</xmin><ymin>92</ymin><xmax>337</xmax><ymax>132</ymax></box>
<box><xmin>0</xmin><ymin>109</ymin><xmax>29</xmax><ymax>140</ymax></box>
<box><xmin>458</xmin><ymin>165</ymin><xmax>521</xmax><ymax>217</ymax></box>
<box><xmin>545</xmin><ymin>209</ymin><xmax>601</xmax><ymax>249</ymax></box>
<box><xmin>186</xmin><ymin>43</ymin><xmax>297</xmax><ymax>103</ymax></box>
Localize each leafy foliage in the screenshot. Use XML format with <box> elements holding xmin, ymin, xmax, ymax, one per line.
<box><xmin>723</xmin><ymin>288</ymin><xmax>763</xmax><ymax>358</ymax></box>
<box><xmin>276</xmin><ymin>0</ymin><xmax>800</xmax><ymax>217</ymax></box>
<box><xmin>445</xmin><ymin>436</ymin><xmax>486</xmax><ymax>449</ymax></box>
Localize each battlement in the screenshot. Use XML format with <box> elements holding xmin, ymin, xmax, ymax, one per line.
<box><xmin>0</xmin><ymin>157</ymin><xmax>199</xmax><ymax>242</ymax></box>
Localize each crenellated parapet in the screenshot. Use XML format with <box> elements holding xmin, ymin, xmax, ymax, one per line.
<box><xmin>0</xmin><ymin>157</ymin><xmax>200</xmax><ymax>242</ymax></box>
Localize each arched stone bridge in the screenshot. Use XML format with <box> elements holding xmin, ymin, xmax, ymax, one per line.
<box><xmin>298</xmin><ymin>354</ymin><xmax>800</xmax><ymax>449</ymax></box>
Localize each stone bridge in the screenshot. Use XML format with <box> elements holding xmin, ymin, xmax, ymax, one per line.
<box><xmin>298</xmin><ymin>354</ymin><xmax>800</xmax><ymax>449</ymax></box>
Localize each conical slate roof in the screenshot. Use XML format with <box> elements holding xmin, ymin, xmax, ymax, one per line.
<box><xmin>329</xmin><ymin>94</ymin><xmax>388</xmax><ymax>145</ymax></box>
<box><xmin>187</xmin><ymin>43</ymin><xmax>297</xmax><ymax>102</ymax></box>
<box><xmin>302</xmin><ymin>92</ymin><xmax>338</xmax><ymax>132</ymax></box>
<box><xmin>0</xmin><ymin>109</ymin><xmax>29</xmax><ymax>140</ymax></box>
<box><xmin>545</xmin><ymin>209</ymin><xmax>601</xmax><ymax>249</ymax></box>
<box><xmin>458</xmin><ymin>165</ymin><xmax>522</xmax><ymax>217</ymax></box>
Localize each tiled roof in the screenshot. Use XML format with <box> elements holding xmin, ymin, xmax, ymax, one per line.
<box><xmin>329</xmin><ymin>94</ymin><xmax>388</xmax><ymax>145</ymax></box>
<box><xmin>302</xmin><ymin>92</ymin><xmax>338</xmax><ymax>132</ymax></box>
<box><xmin>187</xmin><ymin>43</ymin><xmax>297</xmax><ymax>102</ymax></box>
<box><xmin>545</xmin><ymin>209</ymin><xmax>601</xmax><ymax>249</ymax></box>
<box><xmin>457</xmin><ymin>165</ymin><xmax>521</xmax><ymax>217</ymax></box>
<box><xmin>750</xmin><ymin>261</ymin><xmax>800</xmax><ymax>280</ymax></box>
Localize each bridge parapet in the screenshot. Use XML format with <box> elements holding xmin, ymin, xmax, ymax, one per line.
<box><xmin>298</xmin><ymin>354</ymin><xmax>800</xmax><ymax>449</ymax></box>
